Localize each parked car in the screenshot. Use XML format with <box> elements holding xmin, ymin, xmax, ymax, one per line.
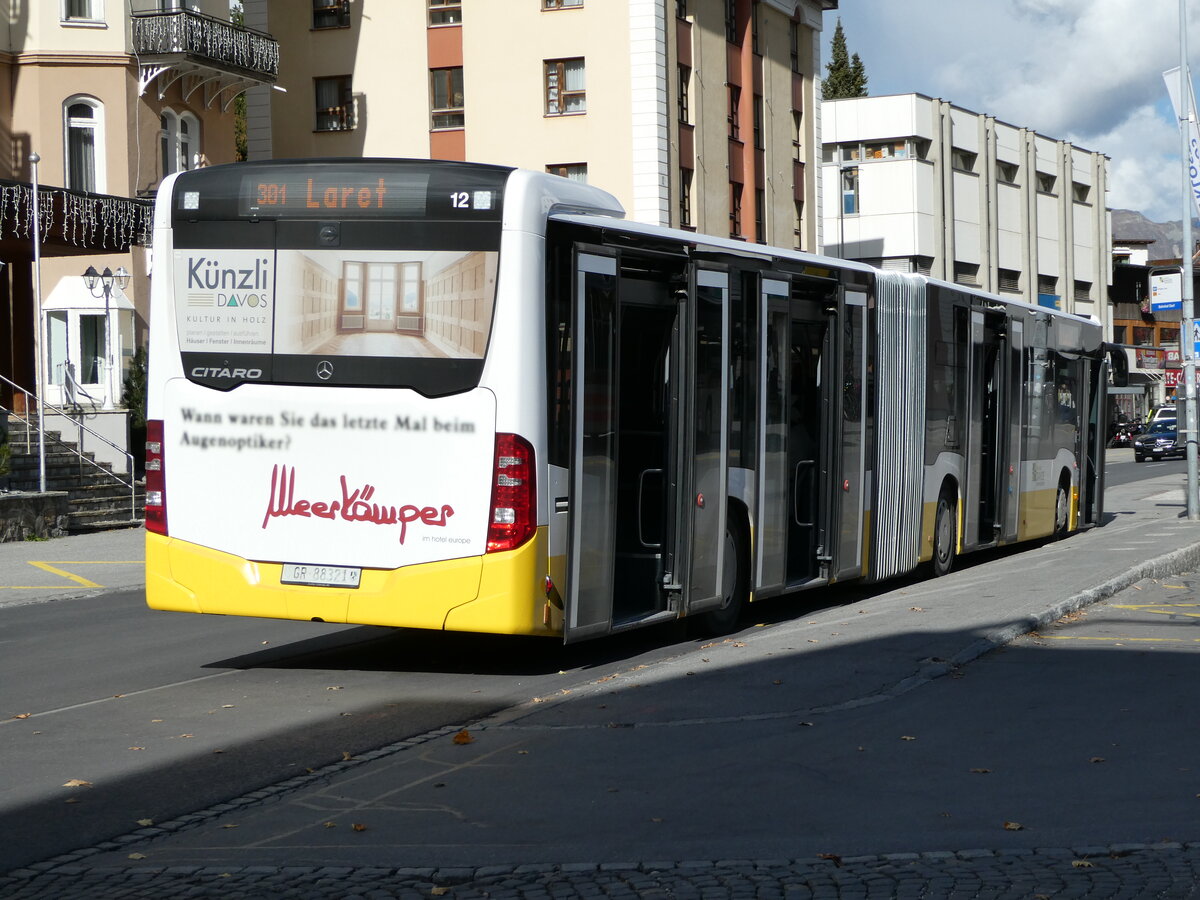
<box><xmin>1149</xmin><ymin>406</ymin><xmax>1177</xmax><ymax>423</ymax></box>
<box><xmin>1134</xmin><ymin>420</ymin><xmax>1184</xmax><ymax>462</ymax></box>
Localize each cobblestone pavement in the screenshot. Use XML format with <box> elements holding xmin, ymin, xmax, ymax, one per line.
<box><xmin>3</xmin><ymin>845</ymin><xmax>1200</xmax><ymax>898</ymax></box>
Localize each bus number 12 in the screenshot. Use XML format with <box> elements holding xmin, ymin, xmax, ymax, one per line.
<box><xmin>450</xmin><ymin>191</ymin><xmax>471</xmax><ymax>209</ymax></box>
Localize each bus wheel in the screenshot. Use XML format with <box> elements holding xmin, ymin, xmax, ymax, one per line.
<box><xmin>932</xmin><ymin>493</ymin><xmax>957</xmax><ymax>577</ymax></box>
<box><xmin>1054</xmin><ymin>477</ymin><xmax>1071</xmax><ymax>537</ymax></box>
<box><xmin>693</xmin><ymin>522</ymin><xmax>747</xmax><ymax>637</ymax></box>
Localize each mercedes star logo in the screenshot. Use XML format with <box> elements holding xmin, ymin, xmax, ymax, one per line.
<box><xmin>316</xmin><ymin>360</ymin><xmax>334</xmax><ymax>381</ymax></box>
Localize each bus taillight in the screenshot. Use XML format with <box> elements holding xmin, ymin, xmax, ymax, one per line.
<box><xmin>145</xmin><ymin>419</ymin><xmax>167</xmax><ymax>535</ymax></box>
<box><xmin>487</xmin><ymin>433</ymin><xmax>535</xmax><ymax>553</ymax></box>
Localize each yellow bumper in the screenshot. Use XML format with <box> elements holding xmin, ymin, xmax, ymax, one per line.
<box><xmin>146</xmin><ymin>527</ymin><xmax>559</xmax><ymax>636</ymax></box>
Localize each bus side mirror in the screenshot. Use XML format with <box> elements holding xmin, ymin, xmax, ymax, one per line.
<box><xmin>1108</xmin><ymin>345</ymin><xmax>1128</xmax><ymax>387</ymax></box>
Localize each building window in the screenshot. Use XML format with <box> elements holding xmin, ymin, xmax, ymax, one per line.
<box><xmin>841</xmin><ymin>167</ymin><xmax>858</xmax><ymax>215</ymax></box>
<box><xmin>1132</xmin><ymin>326</ymin><xmax>1153</xmax><ymax>346</ymax></box>
<box><xmin>547</xmin><ymin>163</ymin><xmax>587</xmax><ymax>182</ymax></box>
<box><xmin>428</xmin><ymin>0</ymin><xmax>461</xmax><ymax>25</ymax></box>
<box><xmin>313</xmin><ymin>0</ymin><xmax>349</xmax><ymax>29</ymax></box>
<box><xmin>1037</xmin><ymin>275</ymin><xmax>1058</xmax><ymax>296</ymax></box>
<box><xmin>543</xmin><ymin>0</ymin><xmax>582</xmax><ymax>8</ymax></box>
<box><xmin>680</xmin><ymin>168</ymin><xmax>693</xmax><ymax>228</ymax></box>
<box><xmin>724</xmin><ymin>0</ymin><xmax>737</xmax><ymax>42</ymax></box>
<box><xmin>62</xmin><ymin>0</ymin><xmax>100</xmax><ymax>21</ymax></box>
<box><xmin>1111</xmin><ymin>325</ymin><xmax>1127</xmax><ymax>344</ymax></box>
<box><xmin>951</xmin><ymin>149</ymin><xmax>976</xmax><ymax>173</ymax></box>
<box><xmin>751</xmin><ymin>2</ymin><xmax>760</xmax><ymax>54</ymax></box>
<box><xmin>545</xmin><ymin>58</ymin><xmax>586</xmax><ymax>115</ymax></box>
<box><xmin>753</xmin><ymin>94</ymin><xmax>764</xmax><ymax>150</ymax></box>
<box><xmin>730</xmin><ymin>182</ymin><xmax>743</xmax><ymax>238</ymax></box>
<box><xmin>1162</xmin><ymin>327</ymin><xmax>1181</xmax><ymax>345</ymax></box>
<box><xmin>430</xmin><ymin>67</ymin><xmax>465</xmax><ymax>129</ymax></box>
<box><xmin>1072</xmin><ymin>182</ymin><xmax>1090</xmax><ymax>203</ymax></box>
<box><xmin>953</xmin><ymin>262</ymin><xmax>979</xmax><ymax>286</ymax></box>
<box><xmin>997</xmin><ymin>161</ymin><xmax>1018</xmax><ymax>184</ymax></box>
<box><xmin>998</xmin><ymin>268</ymin><xmax>1021</xmax><ymax>293</ymax></box>
<box><xmin>1037</xmin><ymin>172</ymin><xmax>1056</xmax><ymax>194</ymax></box>
<box><xmin>315</xmin><ymin>75</ymin><xmax>354</xmax><ymax>131</ymax></box>
<box><xmin>793</xmin><ymin>110</ymin><xmax>803</xmax><ymax>161</ymax></box>
<box><xmin>160</xmin><ymin>109</ymin><xmax>200</xmax><ymax>177</ymax></box>
<box><xmin>64</xmin><ymin>97</ymin><xmax>103</xmax><ymax>193</ymax></box>
<box><xmin>1073</xmin><ymin>280</ymin><xmax>1091</xmax><ymax>302</ymax></box>
<box><xmin>727</xmin><ymin>85</ymin><xmax>740</xmax><ymax>140</ymax></box>
<box><xmin>678</xmin><ymin>65</ymin><xmax>691</xmax><ymax>124</ymax></box>
<box><xmin>790</xmin><ymin>21</ymin><xmax>800</xmax><ymax>73</ymax></box>
<box><xmin>755</xmin><ymin>188</ymin><xmax>765</xmax><ymax>243</ymax></box>
<box><xmin>794</xmin><ymin>199</ymin><xmax>804</xmax><ymax>249</ymax></box>
<box><xmin>676</xmin><ymin>0</ymin><xmax>688</xmax><ymax>18</ymax></box>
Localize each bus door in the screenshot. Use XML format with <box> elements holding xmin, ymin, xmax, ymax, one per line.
<box><xmin>785</xmin><ymin>280</ymin><xmax>835</xmax><ymax>586</ymax></box>
<box><xmin>1079</xmin><ymin>355</ymin><xmax>1108</xmax><ymax>527</ymax></box>
<box><xmin>968</xmin><ymin>308</ymin><xmax>1009</xmax><ymax>545</ymax></box>
<box><xmin>564</xmin><ymin>251</ymin><xmax>721</xmax><ymax>640</ymax></box>
<box><xmin>834</xmin><ymin>290</ymin><xmax>868</xmax><ymax>580</ymax></box>
<box><xmin>679</xmin><ymin>268</ymin><xmax>730</xmax><ymax>617</ymax></box>
<box><xmin>756</xmin><ymin>278</ymin><xmax>791</xmax><ymax>597</ymax></box>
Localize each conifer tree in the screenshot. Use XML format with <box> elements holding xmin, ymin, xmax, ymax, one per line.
<box><xmin>824</xmin><ymin>19</ymin><xmax>868</xmax><ymax>100</ymax></box>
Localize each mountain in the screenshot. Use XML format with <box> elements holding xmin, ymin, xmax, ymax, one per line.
<box><xmin>1111</xmin><ymin>208</ymin><xmax>1198</xmax><ymax>262</ymax></box>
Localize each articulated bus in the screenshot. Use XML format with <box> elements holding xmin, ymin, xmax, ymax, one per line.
<box><xmin>145</xmin><ymin>158</ymin><xmax>1111</xmax><ymax>642</ymax></box>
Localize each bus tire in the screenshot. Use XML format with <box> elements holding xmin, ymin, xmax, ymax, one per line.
<box><xmin>1054</xmin><ymin>474</ymin><xmax>1071</xmax><ymax>538</ymax></box>
<box><xmin>693</xmin><ymin>518</ymin><xmax>747</xmax><ymax>637</ymax></box>
<box><xmin>932</xmin><ymin>491</ymin><xmax>957</xmax><ymax>577</ymax></box>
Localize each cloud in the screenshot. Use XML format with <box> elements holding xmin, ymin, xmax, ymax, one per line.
<box><xmin>827</xmin><ymin>1</ymin><xmax>1197</xmax><ymax>219</ymax></box>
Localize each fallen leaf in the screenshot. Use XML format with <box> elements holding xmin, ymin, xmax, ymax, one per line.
<box><xmin>137</xmin><ymin>818</ymin><xmax>154</xmax><ymax>827</ymax></box>
<box><xmin>1003</xmin><ymin>821</ymin><xmax>1024</xmax><ymax>831</ymax></box>
<box><xmin>221</xmin><ymin>704</ymin><xmax>235</xmax><ymax>709</ymax></box>
<box><xmin>128</xmin><ymin>852</ymin><xmax>146</xmax><ymax>860</ymax></box>
<box><xmin>1090</xmin><ymin>757</ymin><xmax>1106</xmax><ymax>763</ymax></box>
<box><xmin>517</xmin><ymin>750</ymin><xmax>529</xmax><ymax>755</ymax></box>
<box><xmin>342</xmin><ymin>751</ymin><xmax>356</xmax><ymax>761</ymax></box>
<box><xmin>817</xmin><ymin>853</ymin><xmax>843</xmax><ymax>867</ymax></box>
<box><xmin>909</xmin><ymin>607</ymin><xmax>925</xmax><ymax>612</ymax></box>
<box><xmin>1072</xmin><ymin>859</ymin><xmax>1094</xmax><ymax>868</ymax></box>
<box><xmin>431</xmin><ymin>888</ymin><xmax>450</xmax><ymax>896</ymax></box>
<box><xmin>128</xmin><ymin>747</ymin><xmax>145</xmax><ymax>751</ymax></box>
<box><xmin>63</xmin><ymin>779</ymin><xmax>93</xmax><ymax>788</ymax></box>
<box><xmin>772</xmin><ymin>680</ymin><xmax>783</xmax><ymax>685</ymax></box>
<box><xmin>222</xmin><ymin>824</ymin><xmax>239</xmax><ymax>829</ymax></box>
<box><xmin>326</xmin><ymin>686</ymin><xmax>343</xmax><ymax>691</ymax></box>
<box><xmin>650</xmin><ymin>817</ymin><xmax>663</xmax><ymax>823</ymax></box>
<box><xmin>12</xmin><ymin>713</ymin><xmax>30</xmax><ymax>719</ymax></box>
<box><xmin>351</xmin><ymin>823</ymin><xmax>367</xmax><ymax>832</ymax></box>
<box><xmin>970</xmin><ymin>768</ymin><xmax>991</xmax><ymax>774</ymax></box>
<box><xmin>452</xmin><ymin>729</ymin><xmax>474</xmax><ymax>745</ymax></box>
<box><xmin>151</xmin><ymin>719</ymin><xmax>163</xmax><ymax>723</ymax></box>
<box><xmin>324</xmin><ymin>822</ymin><xmax>337</xmax><ymax>829</ymax></box>
<box><xmin>798</xmin><ymin>721</ymin><xmax>814</xmax><ymax>727</ymax></box>
<box><xmin>900</xmin><ymin>736</ymin><xmax>916</xmax><ymax>741</ymax></box>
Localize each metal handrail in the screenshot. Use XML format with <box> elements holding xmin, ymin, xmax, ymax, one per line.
<box><xmin>0</xmin><ymin>373</ymin><xmax>137</xmax><ymax>523</ymax></box>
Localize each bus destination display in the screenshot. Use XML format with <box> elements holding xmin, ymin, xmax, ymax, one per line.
<box><xmin>239</xmin><ymin>171</ymin><xmax>431</xmax><ymax>218</ymax></box>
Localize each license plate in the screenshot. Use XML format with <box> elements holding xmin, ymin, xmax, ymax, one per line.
<box><xmin>281</xmin><ymin>563</ymin><xmax>362</xmax><ymax>588</ymax></box>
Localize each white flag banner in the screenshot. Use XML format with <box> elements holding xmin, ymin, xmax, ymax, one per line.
<box><xmin>1164</xmin><ymin>65</ymin><xmax>1200</xmax><ymax>219</ymax></box>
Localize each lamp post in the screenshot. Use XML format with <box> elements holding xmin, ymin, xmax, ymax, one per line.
<box><xmin>82</xmin><ymin>264</ymin><xmax>130</xmax><ymax>410</ymax></box>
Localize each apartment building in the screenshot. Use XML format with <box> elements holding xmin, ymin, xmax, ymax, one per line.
<box><xmin>1</xmin><ymin>1</ymin><xmax>276</xmax><ymax>437</ymax></box>
<box><xmin>245</xmin><ymin>0</ymin><xmax>835</xmax><ymax>249</ymax></box>
<box><xmin>820</xmin><ymin>94</ymin><xmax>1112</xmax><ymax>325</ymax></box>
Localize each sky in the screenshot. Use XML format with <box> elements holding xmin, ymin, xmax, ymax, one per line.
<box><xmin>822</xmin><ymin>1</ymin><xmax>1200</xmax><ymax>223</ymax></box>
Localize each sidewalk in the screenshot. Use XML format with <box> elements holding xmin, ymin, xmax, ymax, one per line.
<box><xmin>4</xmin><ymin>469</ymin><xmax>1200</xmax><ymax>897</ymax></box>
<box><xmin>0</xmin><ymin>525</ymin><xmax>144</xmax><ymax>610</ymax></box>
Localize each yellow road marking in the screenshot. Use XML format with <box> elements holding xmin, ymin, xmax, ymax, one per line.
<box><xmin>0</xmin><ymin>560</ymin><xmax>142</xmax><ymax>590</ymax></box>
<box><xmin>26</xmin><ymin>562</ymin><xmax>101</xmax><ymax>589</ymax></box>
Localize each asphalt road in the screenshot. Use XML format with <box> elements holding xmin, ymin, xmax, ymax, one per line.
<box><xmin>2</xmin><ymin>461</ymin><xmax>1199</xmax><ymax>897</ymax></box>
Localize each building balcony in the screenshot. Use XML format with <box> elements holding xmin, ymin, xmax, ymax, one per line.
<box><xmin>132</xmin><ymin>8</ymin><xmax>278</xmax><ymax>109</ymax></box>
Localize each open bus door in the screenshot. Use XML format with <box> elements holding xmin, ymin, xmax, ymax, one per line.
<box><xmin>561</xmin><ymin>251</ymin><xmax>729</xmax><ymax>642</ymax></box>
<box><xmin>1080</xmin><ymin>355</ymin><xmax>1109</xmax><ymax>526</ymax></box>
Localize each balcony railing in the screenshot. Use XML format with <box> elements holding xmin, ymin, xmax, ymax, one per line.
<box><xmin>132</xmin><ymin>9</ymin><xmax>278</xmax><ymax>83</ymax></box>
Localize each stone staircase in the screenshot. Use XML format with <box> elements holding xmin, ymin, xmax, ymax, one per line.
<box><xmin>3</xmin><ymin>416</ymin><xmax>144</xmax><ymax>534</ymax></box>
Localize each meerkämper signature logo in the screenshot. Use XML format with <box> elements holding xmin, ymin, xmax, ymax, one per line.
<box><xmin>261</xmin><ymin>464</ymin><xmax>454</xmax><ymax>544</ymax></box>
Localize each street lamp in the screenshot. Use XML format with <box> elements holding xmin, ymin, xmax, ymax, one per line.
<box><xmin>82</xmin><ymin>264</ymin><xmax>130</xmax><ymax>410</ymax></box>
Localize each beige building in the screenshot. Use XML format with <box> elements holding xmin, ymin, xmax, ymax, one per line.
<box><xmin>1</xmin><ymin>1</ymin><xmax>275</xmax><ymax>435</ymax></box>
<box><xmin>246</xmin><ymin>0</ymin><xmax>835</xmax><ymax>249</ymax></box>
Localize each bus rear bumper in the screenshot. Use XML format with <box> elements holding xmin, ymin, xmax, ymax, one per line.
<box><xmin>145</xmin><ymin>529</ymin><xmax>559</xmax><ymax>636</ymax></box>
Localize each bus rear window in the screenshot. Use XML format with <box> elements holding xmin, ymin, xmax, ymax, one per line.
<box><xmin>175</xmin><ymin>247</ymin><xmax>499</xmax><ymax>394</ymax></box>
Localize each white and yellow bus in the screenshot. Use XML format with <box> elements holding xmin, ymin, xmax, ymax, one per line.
<box><xmin>145</xmin><ymin>158</ymin><xmax>1111</xmax><ymax>642</ymax></box>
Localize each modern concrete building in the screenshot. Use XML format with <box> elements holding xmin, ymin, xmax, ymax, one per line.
<box><xmin>2</xmin><ymin>1</ymin><xmax>276</xmax><ymax>430</ymax></box>
<box><xmin>820</xmin><ymin>93</ymin><xmax>1112</xmax><ymax>325</ymax></box>
<box><xmin>245</xmin><ymin>0</ymin><xmax>835</xmax><ymax>250</ymax></box>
